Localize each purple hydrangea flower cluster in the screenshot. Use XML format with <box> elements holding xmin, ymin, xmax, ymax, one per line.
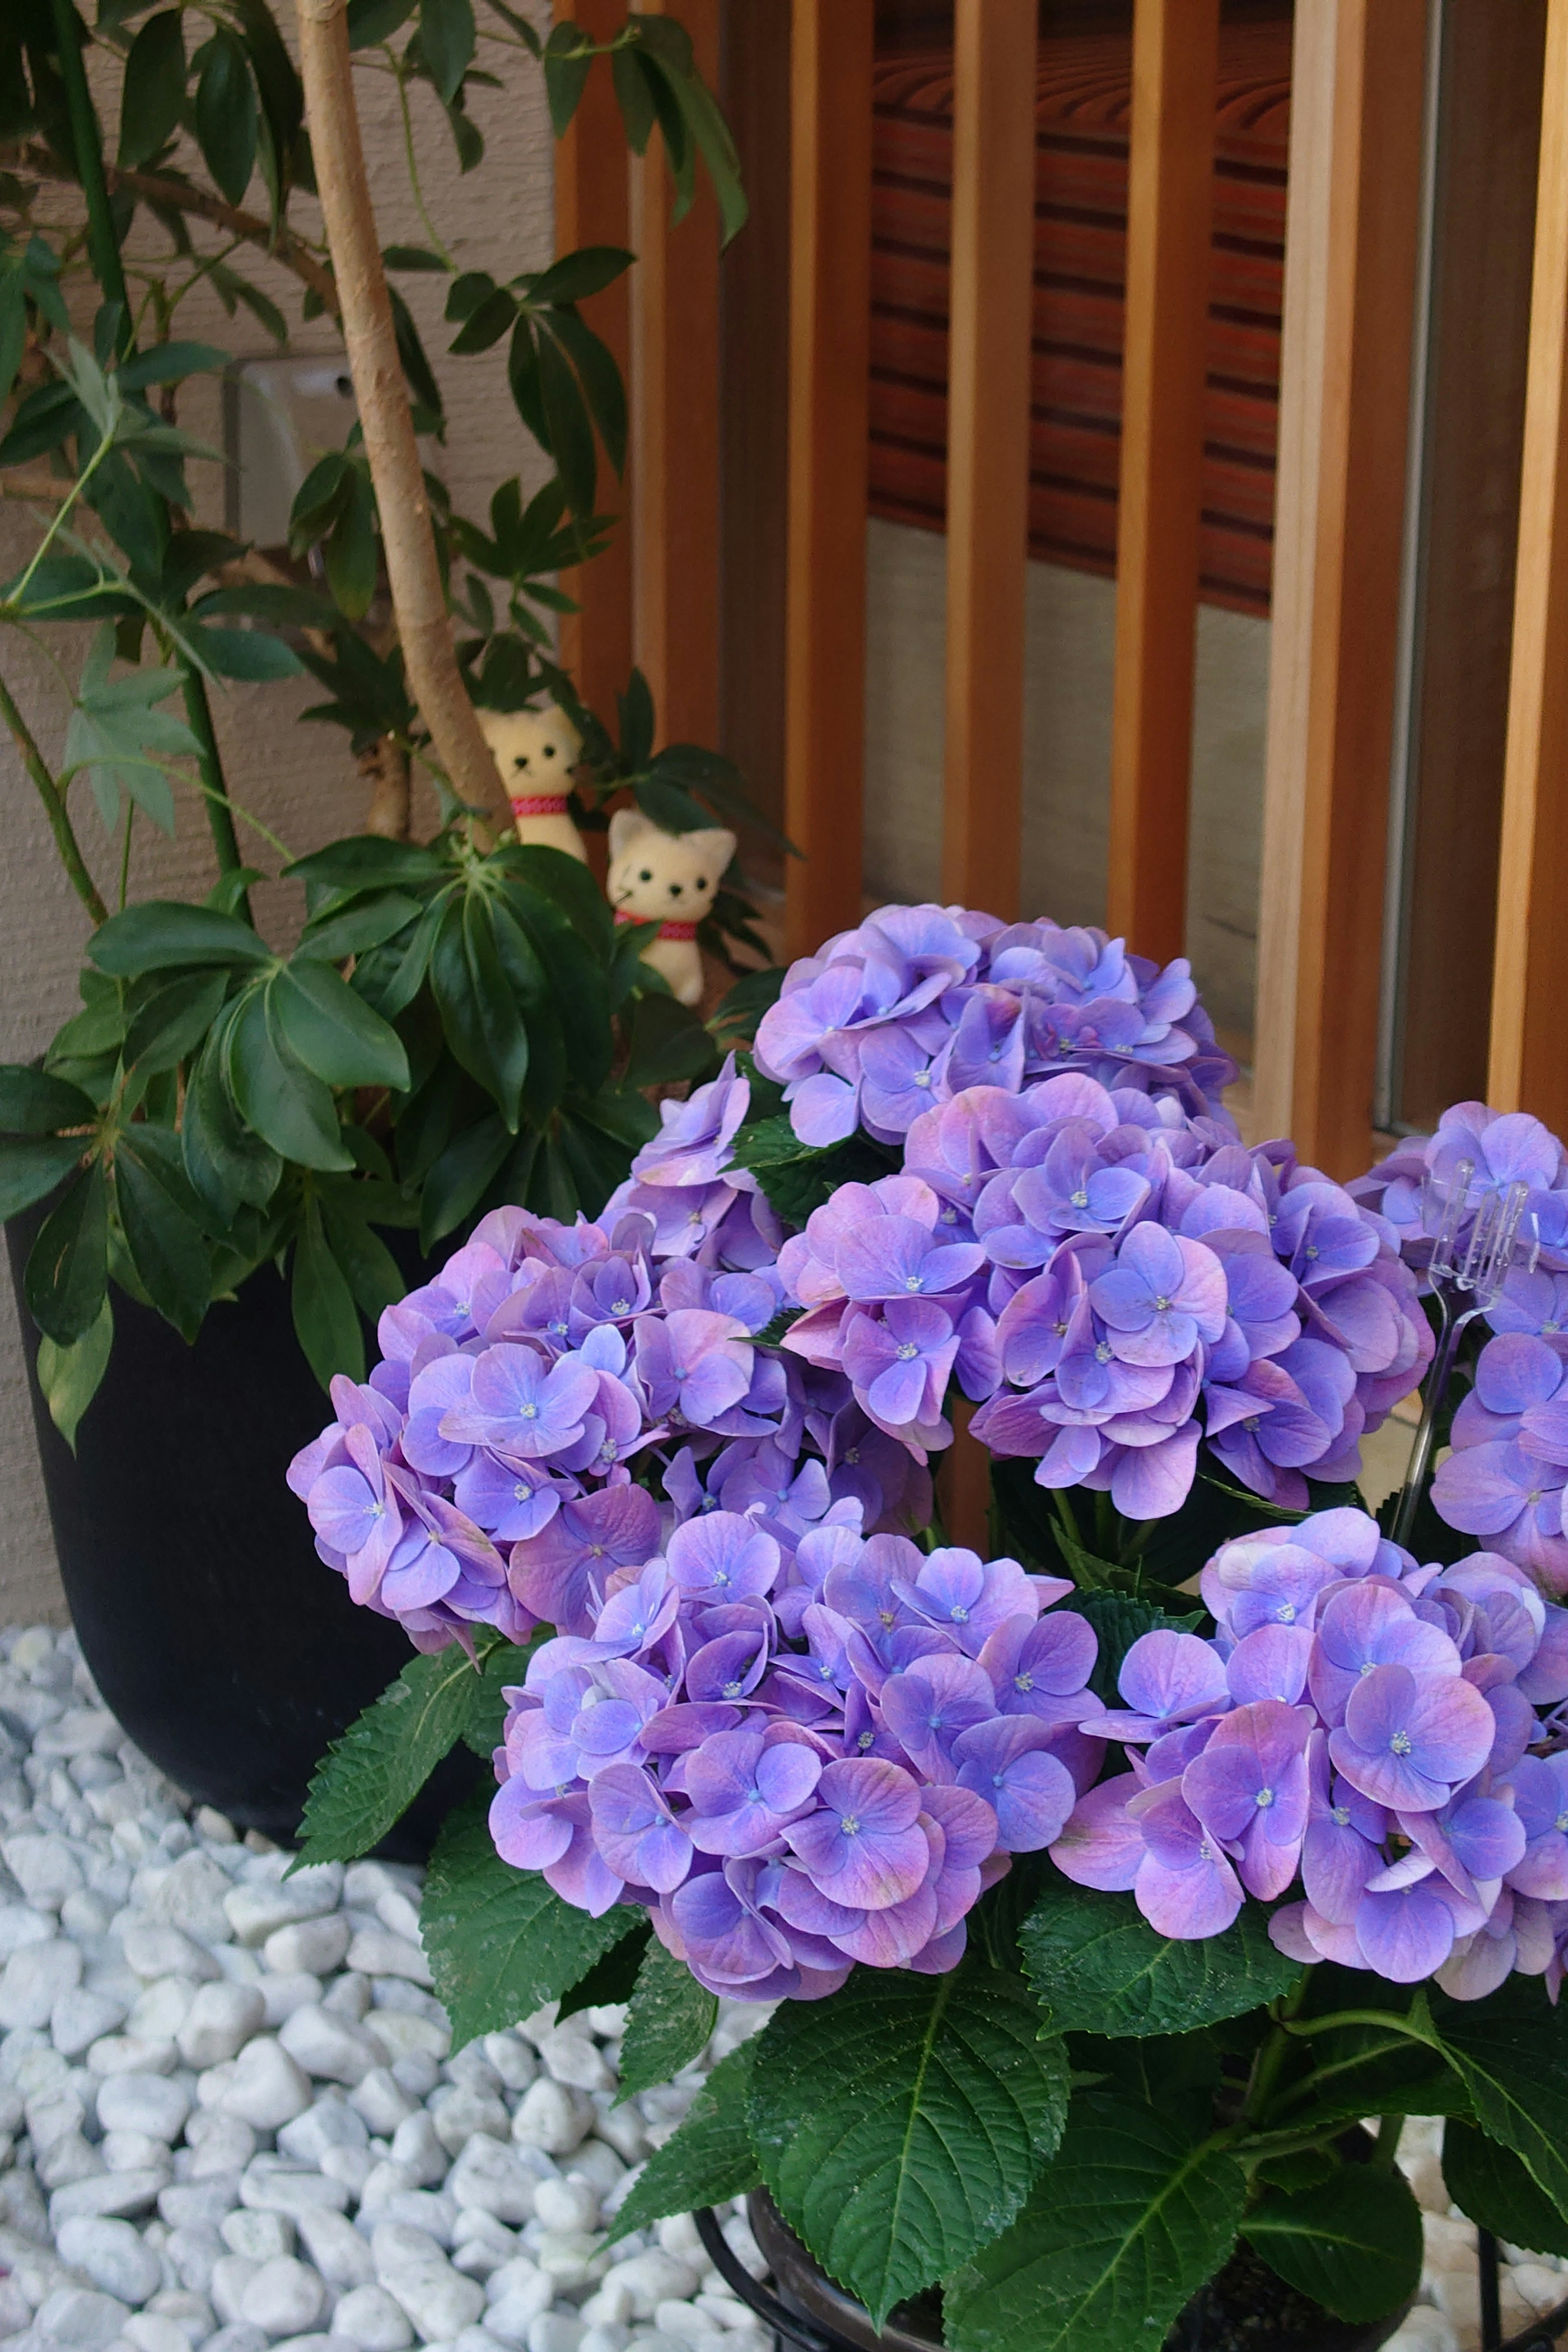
<box><xmin>1355</xmin><ymin>1105</ymin><xmax>1568</xmax><ymax>1597</ymax></box>
<box><xmin>752</xmin><ymin>903</ymin><xmax>1238</xmax><ymax>1149</ymax></box>
<box><xmin>601</xmin><ymin>1053</ymin><xmax>784</xmax><ymax>1267</ymax></box>
<box><xmin>489</xmin><ymin>1524</ymin><xmax>1102</xmax><ymax>1998</ymax></box>
<box><xmin>1050</xmin><ymin>1507</ymin><xmax>1568</xmax><ymax>1994</ymax></box>
<box><xmin>777</xmin><ymin>1074</ymin><xmax>1432</xmax><ymax>1518</ymax></box>
<box><xmin>285</xmin><ymin>1192</ymin><xmax>800</xmax><ymax>1653</ymax></box>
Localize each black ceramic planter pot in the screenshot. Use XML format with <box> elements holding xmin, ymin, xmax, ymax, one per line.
<box><xmin>702</xmin><ymin>2194</ymin><xmax>1417</xmax><ymax>2352</ymax></box>
<box><xmin>5</xmin><ymin>1205</ymin><xmax>475</xmax><ymax>1847</ymax></box>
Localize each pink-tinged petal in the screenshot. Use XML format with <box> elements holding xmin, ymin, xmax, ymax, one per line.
<box><xmin>1048</xmin><ymin>1774</ymin><xmax>1143</xmax><ymax>1891</ymax></box>
<box><xmin>1108</xmin><ymin>1424</ymin><xmax>1200</xmax><ymax>1518</ymax></box>
<box><xmin>1134</xmin><ymin>1843</ymin><xmax>1243</xmax><ymax>1939</ymax></box>
<box><xmin>489</xmin><ymin>1782</ymin><xmax>573</xmax><ymax>1870</ymax></box>
<box><xmin>1118</xmin><ymin>1629</ymin><xmax>1230</xmax><ymax>1722</ymax></box>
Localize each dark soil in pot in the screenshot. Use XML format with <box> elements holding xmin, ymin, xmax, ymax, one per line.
<box><xmin>6</xmin><ymin>1205</ymin><xmax>477</xmax><ymax>1849</ymax></box>
<box><xmin>744</xmin><ymin>2192</ymin><xmax>1410</xmax><ymax>2352</ymax></box>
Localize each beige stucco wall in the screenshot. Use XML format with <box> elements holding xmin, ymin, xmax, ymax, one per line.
<box><xmin>0</xmin><ymin>14</ymin><xmax>554</xmax><ymax>1619</ymax></box>
<box><xmin>862</xmin><ymin>517</ymin><xmax>1269</xmax><ymax>1045</ymax></box>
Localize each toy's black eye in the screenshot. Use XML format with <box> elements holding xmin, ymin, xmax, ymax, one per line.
<box><xmin>638</xmin><ymin>868</ymin><xmax>653</xmax><ymax>882</ymax></box>
<box><xmin>543</xmin><ymin>744</ymin><xmax>555</xmax><ymax>758</ymax></box>
<box><xmin>695</xmin><ymin>877</ymin><xmax>707</xmax><ymax>890</ymax></box>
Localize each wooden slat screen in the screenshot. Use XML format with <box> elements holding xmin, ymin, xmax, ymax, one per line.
<box><xmin>940</xmin><ymin>0</ymin><xmax>1038</xmax><ymax>918</ymax></box>
<box><xmin>784</xmin><ymin>0</ymin><xmax>876</xmax><ymax>960</ymax></box>
<box><xmin>1489</xmin><ymin>0</ymin><xmax>1568</xmax><ymax>1133</ymax></box>
<box><xmin>1106</xmin><ymin>0</ymin><xmax>1219</xmax><ymax>967</ymax></box>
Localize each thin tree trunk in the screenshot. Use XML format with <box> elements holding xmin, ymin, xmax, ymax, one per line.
<box><xmin>292</xmin><ymin>0</ymin><xmax>505</xmax><ymax>822</ymax></box>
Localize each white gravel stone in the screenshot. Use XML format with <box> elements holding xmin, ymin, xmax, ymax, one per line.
<box><xmin>125</xmin><ymin>2313</ymin><xmax>204</xmax><ymax>2352</ymax></box>
<box><xmin>180</xmin><ymin>1984</ymin><xmax>267</xmax><ymax>2070</ymax></box>
<box><xmin>89</xmin><ymin>2034</ymin><xmax>177</xmax><ymax>2078</ymax></box>
<box><xmin>347</xmin><ymin>2073</ymin><xmax>417</xmax><ymax>2138</ymax></box>
<box><xmin>225</xmin><ymin>1875</ymin><xmax>343</xmax><ymax>1950</ymax></box>
<box><xmin>294</xmin><ymin>2210</ymin><xmax>374</xmax><ymax>2290</ymax></box>
<box><xmin>345</xmin><ymin>1935</ymin><xmax>431</xmax><ymax>1990</ymax></box>
<box><xmin>332</xmin><ymin>2287</ymin><xmax>415</xmax><ymax>2352</ymax></box>
<box><xmin>35</xmin><ymin>2284</ymin><xmax>132</xmax><ymax>2348</ymax></box>
<box><xmin>224</xmin><ymin>2211</ymin><xmax>296</xmax><ymax>2263</ymax></box>
<box><xmin>535</xmin><ymin>2034</ymin><xmax>612</xmax><ymax>2096</ymax></box>
<box><xmin>50</xmin><ymin>2168</ymin><xmax>169</xmax><ymax>2225</ymax></box>
<box><xmin>99</xmin><ymin>2073</ymin><xmax>192</xmax><ymax>2142</ymax></box>
<box><xmin>240</xmin><ymin>2257</ymin><xmax>328</xmax><ymax>2339</ymax></box>
<box><xmin>55</xmin><ymin>2216</ymin><xmax>163</xmax><ymax>2305</ymax></box>
<box><xmin>159</xmin><ymin>2179</ymin><xmax>242</xmax><ymax>2232</ymax></box>
<box><xmin>1</xmin><ymin>1938</ymin><xmax>84</xmax><ymax>2029</ymax></box>
<box><xmin>265</xmin><ymin>1921</ymin><xmax>351</xmax><ymax>1980</ymax></box>
<box><xmin>124</xmin><ymin>1928</ymin><xmax>221</xmax><ymax>1986</ymax></box>
<box><xmin>240</xmin><ymin>2161</ymin><xmax>350</xmax><ymax>2219</ymax></box>
<box><xmin>532</xmin><ymin>2180</ymin><xmax>598</xmax><ymax>2238</ymax></box>
<box><xmin>260</xmin><ymin>1976</ymin><xmax>324</xmax><ymax>2029</ymax></box>
<box><xmin>206</xmin><ymin>2327</ymin><xmax>269</xmax><ymax>2352</ymax></box>
<box><xmin>448</xmin><ymin>2143</ymin><xmax>534</xmax><ymax>2227</ymax></box>
<box><xmin>279</xmin><ymin>2008</ymin><xmax>381</xmax><ymax>2087</ymax></box>
<box><xmin>6</xmin><ymin>1838</ymin><xmax>86</xmax><ymax>1911</ymax></box>
<box><xmin>220</xmin><ymin>2042</ymin><xmax>312</xmax><ymax>2131</ymax></box>
<box><xmin>53</xmin><ymin>1989</ymin><xmax>129</xmax><ymax>2058</ymax></box>
<box><xmin>511</xmin><ymin>2086</ymin><xmax>589</xmax><ymax>2159</ymax></box>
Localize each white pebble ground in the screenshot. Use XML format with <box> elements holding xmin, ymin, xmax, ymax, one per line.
<box><xmin>0</xmin><ymin>1626</ymin><xmax>1558</xmax><ymax>2352</ymax></box>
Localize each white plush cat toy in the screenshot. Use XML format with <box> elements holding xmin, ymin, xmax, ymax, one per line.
<box><xmin>478</xmin><ymin>703</ymin><xmax>586</xmax><ymax>862</ymax></box>
<box><xmin>607</xmin><ymin>807</ymin><xmax>735</xmax><ymax>1007</ymax></box>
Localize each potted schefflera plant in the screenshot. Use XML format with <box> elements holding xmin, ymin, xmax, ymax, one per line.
<box><xmin>0</xmin><ymin>2</ymin><xmax>774</xmax><ymax>1832</ymax></box>
<box><xmin>293</xmin><ymin>904</ymin><xmax>1568</xmax><ymax>2352</ymax></box>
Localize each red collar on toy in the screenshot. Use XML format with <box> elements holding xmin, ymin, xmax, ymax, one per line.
<box><xmin>615</xmin><ymin>909</ymin><xmax>699</xmax><ymax>942</ymax></box>
<box><xmin>509</xmin><ymin>792</ymin><xmax>568</xmax><ymax>818</ymax></box>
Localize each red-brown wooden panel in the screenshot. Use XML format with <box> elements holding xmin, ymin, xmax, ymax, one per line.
<box><xmin>784</xmin><ymin>0</ymin><xmax>875</xmax><ymax>960</ymax></box>
<box><xmin>629</xmin><ymin>0</ymin><xmax>720</xmax><ymax>747</ymax></box>
<box><xmin>941</xmin><ymin>0</ymin><xmax>1037</xmax><ymax>915</ymax></box>
<box><xmin>552</xmin><ymin>0</ymin><xmax>632</xmax><ymax>732</ymax></box>
<box><xmin>1490</xmin><ymin>0</ymin><xmax>1568</xmax><ymax>1127</ymax></box>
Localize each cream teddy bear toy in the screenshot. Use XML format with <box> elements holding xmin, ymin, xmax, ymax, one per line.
<box><xmin>477</xmin><ymin>703</ymin><xmax>586</xmax><ymax>862</ymax></box>
<box><xmin>607</xmin><ymin>807</ymin><xmax>735</xmax><ymax>1007</ymax></box>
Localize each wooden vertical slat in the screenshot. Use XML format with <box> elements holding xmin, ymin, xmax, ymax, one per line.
<box><xmin>552</xmin><ymin>0</ymin><xmax>632</xmax><ymax>730</ymax></box>
<box><xmin>1489</xmin><ymin>0</ymin><xmax>1568</xmax><ymax>1128</ymax></box>
<box><xmin>940</xmin><ymin>0</ymin><xmax>1037</xmax><ymax>920</ymax></box>
<box><xmin>629</xmin><ymin>0</ymin><xmax>721</xmax><ymax>747</ymax></box>
<box><xmin>1105</xmin><ymin>0</ymin><xmax>1218</xmax><ymax>965</ymax></box>
<box><xmin>784</xmin><ymin>0</ymin><xmax>874</xmax><ymax>961</ymax></box>
<box><xmin>1254</xmin><ymin>0</ymin><xmax>1426</xmax><ymax>1177</ymax></box>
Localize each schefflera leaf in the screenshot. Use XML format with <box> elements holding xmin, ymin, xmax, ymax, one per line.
<box><xmin>747</xmin><ymin>1963</ymin><xmax>1069</xmax><ymax>2330</ymax></box>
<box><xmin>943</xmin><ymin>2090</ymin><xmax>1247</xmax><ymax>2352</ymax></box>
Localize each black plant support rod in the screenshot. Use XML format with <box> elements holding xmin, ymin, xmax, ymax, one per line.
<box><xmin>691</xmin><ymin>2209</ymin><xmax>842</xmax><ymax>2352</ymax></box>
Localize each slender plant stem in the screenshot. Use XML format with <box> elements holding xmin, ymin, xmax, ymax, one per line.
<box><xmin>178</xmin><ymin>663</ymin><xmax>253</xmax><ymax>922</ymax></box>
<box><xmin>116</xmin><ymin>797</ymin><xmax>133</xmax><ymax>911</ymax></box>
<box><xmin>7</xmin><ymin>432</ymin><xmax>112</xmax><ymax>611</ymax></box>
<box><xmin>46</xmin><ymin>0</ymin><xmax>131</xmax><ymax>341</ymax></box>
<box><xmin>389</xmin><ymin>53</ymin><xmax>456</xmax><ymax>267</ymax></box>
<box><xmin>1372</xmin><ymin>2113</ymin><xmax>1403</xmax><ymax>2170</ymax></box>
<box><xmin>0</xmin><ymin>667</ymin><xmax>109</xmax><ymax>923</ymax></box>
<box><xmin>293</xmin><ymin>0</ymin><xmax>507</xmax><ymax>822</ymax></box>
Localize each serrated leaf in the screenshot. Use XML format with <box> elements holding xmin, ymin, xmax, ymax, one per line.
<box><xmin>297</xmin><ymin>1646</ymin><xmax>491</xmax><ymax>1865</ymax></box>
<box><xmin>1020</xmin><ymin>1882</ymin><xmax>1301</xmax><ymax>2041</ymax></box>
<box><xmin>604</xmin><ymin>2038</ymin><xmax>762</xmax><ymax>2246</ymax></box>
<box><xmin>35</xmin><ymin>1296</ymin><xmax>113</xmax><ymax>1452</ymax></box>
<box><xmin>943</xmin><ymin>2091</ymin><xmax>1247</xmax><ymax>2352</ymax></box>
<box><xmin>616</xmin><ymin>1940</ymin><xmax>717</xmax><ymax>2102</ymax></box>
<box><xmin>749</xmin><ymin>1963</ymin><xmax>1070</xmax><ymax>2328</ymax></box>
<box><xmin>728</xmin><ymin>1118</ymin><xmax>897</xmax><ymax>1229</ymax></box>
<box><xmin>420</xmin><ymin>1791</ymin><xmax>640</xmax><ymax>2050</ymax></box>
<box><xmin>1443</xmin><ymin>2120</ymin><xmax>1568</xmax><ymax>2260</ymax></box>
<box><xmin>1426</xmin><ymin>1978</ymin><xmax>1568</xmax><ymax>2221</ymax></box>
<box><xmin>1071</xmin><ymin>1590</ymin><xmax>1204</xmax><ymax>1704</ymax></box>
<box><xmin>1241</xmin><ymin>2165</ymin><xmax>1423</xmax><ymax>2323</ymax></box>
<box><xmin>557</xmin><ymin>1921</ymin><xmax>653</xmax><ymax>2022</ymax></box>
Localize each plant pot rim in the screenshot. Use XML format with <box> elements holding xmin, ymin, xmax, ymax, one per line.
<box><xmin>735</xmin><ymin>2190</ymin><xmax>1420</xmax><ymax>2352</ymax></box>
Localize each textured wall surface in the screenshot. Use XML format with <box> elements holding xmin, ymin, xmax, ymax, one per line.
<box><xmin>862</xmin><ymin>517</ymin><xmax>1270</xmax><ymax>1041</ymax></box>
<box><xmin>0</xmin><ymin>16</ymin><xmax>554</xmax><ymax>1619</ymax></box>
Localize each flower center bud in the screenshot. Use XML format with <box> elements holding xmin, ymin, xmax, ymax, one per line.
<box><xmin>840</xmin><ymin>1814</ymin><xmax>861</xmax><ymax>1837</ymax></box>
<box><xmin>1390</xmin><ymin>1729</ymin><xmax>1414</xmax><ymax>1756</ymax></box>
<box><xmin>895</xmin><ymin>1342</ymin><xmax>920</xmax><ymax>1361</ymax></box>
<box><xmin>1256</xmin><ymin>1786</ymin><xmax>1274</xmax><ymax>1809</ymax></box>
<box><xmin>1332</xmin><ymin>1805</ymin><xmax>1351</xmax><ymax>1826</ymax></box>
<box><xmin>1015</xmin><ymin>1673</ymin><xmax>1033</xmax><ymax>1693</ymax></box>
<box><xmin>904</xmin><ymin>1274</ymin><xmax>924</xmax><ymax>1292</ymax></box>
